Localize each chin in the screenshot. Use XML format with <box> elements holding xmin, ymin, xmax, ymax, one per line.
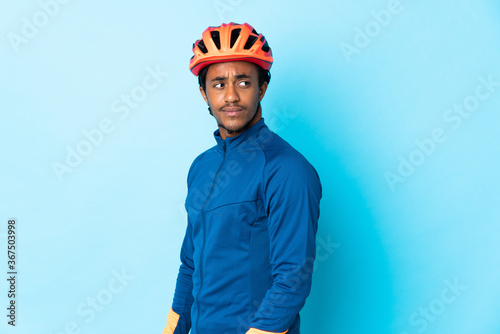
<box><xmin>225</xmin><ymin>124</ymin><xmax>244</xmax><ymax>132</ymax></box>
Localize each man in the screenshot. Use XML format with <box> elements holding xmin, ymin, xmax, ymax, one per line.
<box><xmin>163</xmin><ymin>22</ymin><xmax>322</xmax><ymax>334</ymax></box>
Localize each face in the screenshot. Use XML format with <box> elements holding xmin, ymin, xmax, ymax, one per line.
<box><xmin>200</xmin><ymin>61</ymin><xmax>268</xmax><ymax>139</ymax></box>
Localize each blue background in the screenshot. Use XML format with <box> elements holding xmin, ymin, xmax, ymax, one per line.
<box><xmin>1</xmin><ymin>0</ymin><xmax>500</xmax><ymax>333</ymax></box>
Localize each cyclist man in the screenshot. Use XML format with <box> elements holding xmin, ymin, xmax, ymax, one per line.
<box><xmin>162</xmin><ymin>22</ymin><xmax>322</xmax><ymax>334</ymax></box>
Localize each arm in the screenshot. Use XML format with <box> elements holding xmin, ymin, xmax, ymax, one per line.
<box><xmin>164</xmin><ymin>154</ymin><xmax>205</xmax><ymax>334</ymax></box>
<box><xmin>248</xmin><ymin>154</ymin><xmax>322</xmax><ymax>333</ymax></box>
<box><xmin>163</xmin><ymin>220</ymin><xmax>195</xmax><ymax>334</ymax></box>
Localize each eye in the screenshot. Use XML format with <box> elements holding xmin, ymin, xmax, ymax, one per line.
<box><xmin>238</xmin><ymin>81</ymin><xmax>250</xmax><ymax>87</ymax></box>
<box><xmin>214</xmin><ymin>83</ymin><xmax>224</xmax><ymax>88</ymax></box>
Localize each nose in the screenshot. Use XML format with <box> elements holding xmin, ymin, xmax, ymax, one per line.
<box><xmin>224</xmin><ymin>83</ymin><xmax>240</xmax><ymax>103</ymax></box>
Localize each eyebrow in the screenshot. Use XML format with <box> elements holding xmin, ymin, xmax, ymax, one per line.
<box><xmin>211</xmin><ymin>74</ymin><xmax>252</xmax><ymax>82</ymax></box>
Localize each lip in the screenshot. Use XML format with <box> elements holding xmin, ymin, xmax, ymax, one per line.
<box><xmin>222</xmin><ymin>107</ymin><xmax>243</xmax><ymax>116</ymax></box>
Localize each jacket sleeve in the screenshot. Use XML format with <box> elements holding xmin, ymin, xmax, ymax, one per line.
<box><xmin>163</xmin><ymin>219</ymin><xmax>195</xmax><ymax>334</ymax></box>
<box><xmin>247</xmin><ymin>153</ymin><xmax>322</xmax><ymax>333</ymax></box>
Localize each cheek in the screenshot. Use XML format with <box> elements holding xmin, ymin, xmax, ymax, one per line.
<box><xmin>253</xmin><ymin>92</ymin><xmax>262</xmax><ymax>105</ymax></box>
<box><xmin>206</xmin><ymin>91</ymin><xmax>221</xmax><ymax>105</ymax></box>
<box><xmin>246</xmin><ymin>88</ymin><xmax>261</xmax><ymax>102</ymax></box>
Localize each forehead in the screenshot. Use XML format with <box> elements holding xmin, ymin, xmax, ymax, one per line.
<box><xmin>206</xmin><ymin>61</ymin><xmax>259</xmax><ymax>79</ymax></box>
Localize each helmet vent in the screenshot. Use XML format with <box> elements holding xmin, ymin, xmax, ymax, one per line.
<box><xmin>190</xmin><ymin>23</ymin><xmax>273</xmax><ymax>76</ymax></box>
<box><xmin>197</xmin><ymin>40</ymin><xmax>208</xmax><ymax>54</ymax></box>
<box><xmin>230</xmin><ymin>28</ymin><xmax>241</xmax><ymax>48</ymax></box>
<box><xmin>211</xmin><ymin>31</ymin><xmax>221</xmax><ymax>49</ymax></box>
<box><xmin>261</xmin><ymin>39</ymin><xmax>270</xmax><ymax>53</ymax></box>
<box><xmin>244</xmin><ymin>35</ymin><xmax>258</xmax><ymax>50</ymax></box>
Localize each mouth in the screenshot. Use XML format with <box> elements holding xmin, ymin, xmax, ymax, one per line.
<box><xmin>222</xmin><ymin>107</ymin><xmax>243</xmax><ymax>116</ymax></box>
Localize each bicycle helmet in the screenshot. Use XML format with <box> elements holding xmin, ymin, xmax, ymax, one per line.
<box><xmin>189</xmin><ymin>22</ymin><xmax>273</xmax><ymax>76</ymax></box>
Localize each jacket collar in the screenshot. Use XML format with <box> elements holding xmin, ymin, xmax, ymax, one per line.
<box><xmin>213</xmin><ymin>118</ymin><xmax>267</xmax><ymax>154</ymax></box>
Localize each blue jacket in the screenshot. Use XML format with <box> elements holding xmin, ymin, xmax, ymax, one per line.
<box><xmin>164</xmin><ymin>118</ymin><xmax>322</xmax><ymax>334</ymax></box>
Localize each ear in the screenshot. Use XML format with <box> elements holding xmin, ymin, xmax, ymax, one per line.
<box><xmin>258</xmin><ymin>81</ymin><xmax>268</xmax><ymax>102</ymax></box>
<box><xmin>199</xmin><ymin>86</ymin><xmax>209</xmax><ymax>104</ymax></box>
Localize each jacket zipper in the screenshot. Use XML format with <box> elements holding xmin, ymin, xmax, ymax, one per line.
<box><xmin>195</xmin><ymin>140</ymin><xmax>227</xmax><ymax>333</ymax></box>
